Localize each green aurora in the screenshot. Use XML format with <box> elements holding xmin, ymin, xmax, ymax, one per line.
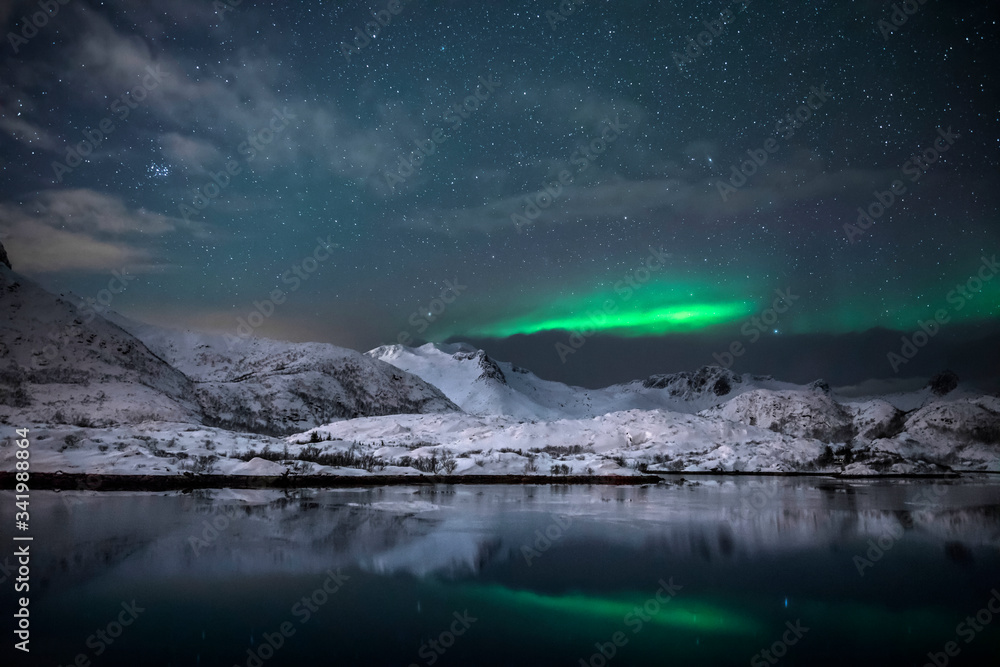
<box><xmin>460</xmin><ymin>584</ymin><xmax>764</xmax><ymax>637</ymax></box>
<box><xmin>457</xmin><ymin>584</ymin><xmax>963</xmax><ymax>650</ymax></box>
<box><xmin>438</xmin><ymin>277</ymin><xmax>758</xmax><ymax>339</ymax></box>
<box><xmin>436</xmin><ymin>262</ymin><xmax>1000</xmax><ymax>340</ymax></box>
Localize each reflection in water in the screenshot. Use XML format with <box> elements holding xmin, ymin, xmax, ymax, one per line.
<box><xmin>2</xmin><ymin>477</ymin><xmax>999</xmax><ymax>666</ymax></box>
<box><xmin>460</xmin><ymin>584</ymin><xmax>764</xmax><ymax>636</ymax></box>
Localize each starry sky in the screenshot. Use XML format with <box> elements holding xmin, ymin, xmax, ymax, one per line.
<box><xmin>2</xmin><ymin>0</ymin><xmax>998</xmax><ymax>388</ymax></box>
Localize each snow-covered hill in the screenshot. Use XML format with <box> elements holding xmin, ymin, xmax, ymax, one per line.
<box><xmin>0</xmin><ymin>260</ymin><xmax>200</xmax><ymax>425</ymax></box>
<box><xmin>114</xmin><ymin>320</ymin><xmax>459</xmax><ymax>435</ymax></box>
<box><xmin>0</xmin><ymin>243</ymin><xmax>458</xmax><ymax>435</ymax></box>
<box><xmin>364</xmin><ymin>342</ymin><xmax>1000</xmax><ymax>473</ymax></box>
<box><xmin>367</xmin><ymin>342</ymin><xmax>792</xmax><ymax>419</ymax></box>
<box><xmin>2</xmin><ymin>238</ymin><xmax>996</xmax><ymax>478</ymax></box>
<box><xmin>700</xmin><ymin>387</ymin><xmax>856</xmax><ymax>442</ymax></box>
<box><xmin>303</xmin><ymin>408</ymin><xmax>828</xmax><ymax>474</ymax></box>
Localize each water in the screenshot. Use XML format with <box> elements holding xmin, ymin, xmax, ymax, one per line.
<box><xmin>3</xmin><ymin>477</ymin><xmax>1000</xmax><ymax>666</ymax></box>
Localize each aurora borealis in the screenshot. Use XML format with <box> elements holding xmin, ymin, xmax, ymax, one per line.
<box><xmin>1</xmin><ymin>0</ymin><xmax>998</xmax><ymax>386</ymax></box>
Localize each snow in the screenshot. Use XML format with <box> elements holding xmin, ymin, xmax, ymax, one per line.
<box><xmin>3</xmin><ymin>262</ymin><xmax>998</xmax><ymax>479</ymax></box>
<box><xmin>367</xmin><ymin>342</ymin><xmax>797</xmax><ymax>419</ymax></box>
<box><xmin>0</xmin><ymin>261</ymin><xmax>457</xmax><ymax>437</ymax></box>
<box><xmin>302</xmin><ymin>408</ymin><xmax>826</xmax><ymax>475</ymax></box>
<box><xmin>701</xmin><ymin>388</ymin><xmax>854</xmax><ymax>442</ymax></box>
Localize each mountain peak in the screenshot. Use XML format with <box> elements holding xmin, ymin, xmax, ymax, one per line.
<box><xmin>452</xmin><ymin>348</ymin><xmax>507</xmax><ymax>385</ymax></box>
<box><xmin>642</xmin><ymin>365</ymin><xmax>742</xmax><ymax>397</ymax></box>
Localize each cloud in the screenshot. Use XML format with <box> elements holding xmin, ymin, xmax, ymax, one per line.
<box><xmin>0</xmin><ymin>189</ymin><xmax>209</xmax><ymax>273</ymax></box>
<box><xmin>159</xmin><ymin>132</ymin><xmax>223</xmax><ymax>174</ymax></box>
<box><xmin>56</xmin><ymin>8</ymin><xmax>301</xmax><ymax>162</ymax></box>
<box><xmin>0</xmin><ymin>114</ymin><xmax>59</xmax><ymax>151</ymax></box>
<box><xmin>409</xmin><ymin>153</ymin><xmax>897</xmax><ymax>236</ymax></box>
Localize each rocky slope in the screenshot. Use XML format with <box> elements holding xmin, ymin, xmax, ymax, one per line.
<box><xmin>0</xmin><ymin>241</ymin><xmax>458</xmax><ymax>434</ymax></box>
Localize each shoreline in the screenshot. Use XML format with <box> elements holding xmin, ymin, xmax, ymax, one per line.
<box><xmin>0</xmin><ymin>472</ymin><xmax>665</xmax><ymax>491</ymax></box>
<box><xmin>649</xmin><ymin>469</ymin><xmax>965</xmax><ymax>479</ymax></box>
<box><xmin>1</xmin><ymin>469</ymin><xmax>986</xmax><ymax>491</ymax></box>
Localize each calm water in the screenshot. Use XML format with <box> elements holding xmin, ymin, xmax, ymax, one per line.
<box><xmin>3</xmin><ymin>478</ymin><xmax>1000</xmax><ymax>666</ymax></box>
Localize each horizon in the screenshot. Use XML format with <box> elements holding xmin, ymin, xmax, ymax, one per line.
<box><xmin>2</xmin><ymin>0</ymin><xmax>998</xmax><ymax>390</ymax></box>
<box><xmin>8</xmin><ymin>242</ymin><xmax>995</xmax><ymax>395</ymax></box>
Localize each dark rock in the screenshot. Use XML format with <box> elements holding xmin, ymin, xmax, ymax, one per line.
<box><xmin>808</xmin><ymin>379</ymin><xmax>831</xmax><ymax>394</ymax></box>
<box><xmin>928</xmin><ymin>370</ymin><xmax>959</xmax><ymax>396</ymax></box>
<box><xmin>0</xmin><ymin>240</ymin><xmax>11</xmax><ymax>271</ymax></box>
<box><xmin>454</xmin><ymin>349</ymin><xmax>507</xmax><ymax>384</ymax></box>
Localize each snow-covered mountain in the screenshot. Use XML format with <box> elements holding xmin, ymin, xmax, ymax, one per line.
<box><xmin>367</xmin><ymin>342</ymin><xmax>793</xmax><ymax>420</ymax></box>
<box><xmin>112</xmin><ymin>319</ymin><xmax>459</xmax><ymax>435</ymax></box>
<box><xmin>701</xmin><ymin>387</ymin><xmax>856</xmax><ymax>442</ymax></box>
<box><xmin>0</xmin><ymin>257</ymin><xmax>201</xmax><ymax>425</ymax></box>
<box><xmin>361</xmin><ymin>342</ymin><xmax>1000</xmax><ymax>473</ymax></box>
<box><xmin>2</xmin><ymin>239</ymin><xmax>997</xmax><ymax>478</ymax></box>
<box><xmin>0</xmin><ymin>243</ymin><xmax>458</xmax><ymax>434</ymax></box>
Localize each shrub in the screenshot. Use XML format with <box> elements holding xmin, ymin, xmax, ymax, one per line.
<box><xmin>236</xmin><ymin>444</ymin><xmax>385</xmax><ymax>472</ymax></box>
<box><xmin>536</xmin><ymin>445</ymin><xmax>587</xmax><ymax>457</ymax></box>
<box><xmin>72</xmin><ymin>414</ymin><xmax>96</xmax><ymax>428</ymax></box>
<box><xmin>816</xmin><ymin>445</ymin><xmax>834</xmax><ymax>466</ymax></box>
<box><xmin>181</xmin><ymin>454</ymin><xmax>219</xmax><ymax>474</ymax></box>
<box><xmin>0</xmin><ymin>384</ymin><xmax>30</xmax><ymax>407</ymax></box>
<box><xmin>396</xmin><ymin>453</ymin><xmax>439</xmax><ymax>473</ymax></box>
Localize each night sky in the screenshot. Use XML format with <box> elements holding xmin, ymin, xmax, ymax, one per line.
<box><xmin>2</xmin><ymin>0</ymin><xmax>998</xmax><ymax>387</ymax></box>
